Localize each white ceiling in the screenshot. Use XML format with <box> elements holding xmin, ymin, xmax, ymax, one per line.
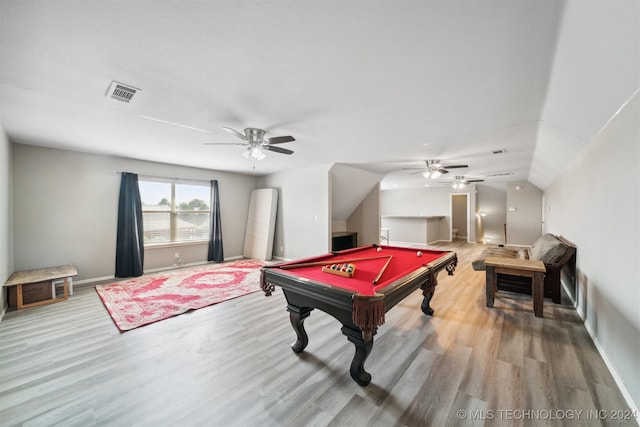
<box><xmin>1</xmin><ymin>1</ymin><xmax>637</xmax><ymax>190</ymax></box>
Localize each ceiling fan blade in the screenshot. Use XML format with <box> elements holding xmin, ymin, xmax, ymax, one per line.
<box><xmin>263</xmin><ymin>145</ymin><xmax>294</xmax><ymax>155</ymax></box>
<box><xmin>442</xmin><ymin>164</ymin><xmax>468</xmax><ymax>169</ymax></box>
<box><xmin>467</xmin><ymin>179</ymin><xmax>484</xmax><ymax>182</ymax></box>
<box><xmin>264</xmin><ymin>135</ymin><xmax>295</xmax><ymax>144</ymax></box>
<box><xmin>203</xmin><ymin>142</ymin><xmax>247</xmax><ymax>146</ymax></box>
<box><xmin>222</xmin><ymin>127</ymin><xmax>247</xmax><ymax>140</ymax></box>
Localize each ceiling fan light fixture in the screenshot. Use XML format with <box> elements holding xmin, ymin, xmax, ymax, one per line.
<box><xmin>452</xmin><ymin>176</ymin><xmax>468</xmax><ymax>189</ymax></box>
<box><xmin>213</xmin><ymin>126</ymin><xmax>295</xmax><ymax>161</ymax></box>
<box><xmin>246</xmin><ymin>146</ymin><xmax>266</xmax><ymax>160</ymax></box>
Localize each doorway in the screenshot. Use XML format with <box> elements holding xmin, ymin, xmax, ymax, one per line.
<box><xmin>451</xmin><ymin>193</ymin><xmax>468</xmax><ymax>242</ymax></box>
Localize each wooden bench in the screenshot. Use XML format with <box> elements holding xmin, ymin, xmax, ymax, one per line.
<box><xmin>4</xmin><ymin>265</ymin><xmax>77</xmax><ymax>309</ymax></box>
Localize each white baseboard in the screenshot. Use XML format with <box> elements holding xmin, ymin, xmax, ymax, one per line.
<box><xmin>549</xmin><ymin>280</ymin><xmax>637</xmax><ymax>421</ymax></box>
<box><xmin>388</xmin><ymin>240</ymin><xmax>427</xmax><ymax>247</ymax></box>
<box><xmin>577</xmin><ymin>308</ymin><xmax>640</xmax><ymax>425</ymax></box>
<box><xmin>74</xmin><ymin>275</ymin><xmax>115</xmax><ymax>286</ymax></box>
<box><xmin>428</xmin><ymin>239</ymin><xmax>448</xmax><ymax>244</ymax></box>
<box><xmin>74</xmin><ymin>256</ymin><xmax>245</xmax><ymax>288</ymax></box>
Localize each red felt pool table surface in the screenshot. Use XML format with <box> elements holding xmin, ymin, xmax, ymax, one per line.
<box><xmin>277</xmin><ymin>245</ymin><xmax>450</xmax><ymax>296</ymax></box>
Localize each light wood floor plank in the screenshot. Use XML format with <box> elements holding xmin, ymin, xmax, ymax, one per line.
<box><xmin>0</xmin><ymin>242</ymin><xmax>635</xmax><ymax>426</ymax></box>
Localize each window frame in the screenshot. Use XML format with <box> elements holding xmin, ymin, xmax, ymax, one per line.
<box><xmin>139</xmin><ymin>177</ymin><xmax>211</xmax><ymax>247</ymax></box>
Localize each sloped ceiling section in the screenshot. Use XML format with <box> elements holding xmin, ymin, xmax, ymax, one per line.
<box><xmin>330</xmin><ymin>164</ymin><xmax>384</xmax><ymax>221</ymax></box>
<box><xmin>529</xmin><ymin>0</ymin><xmax>640</xmax><ymax>189</ymax></box>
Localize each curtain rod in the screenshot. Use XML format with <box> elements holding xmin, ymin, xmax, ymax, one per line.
<box><xmin>116</xmin><ymin>172</ymin><xmax>212</xmax><ymax>185</ymax></box>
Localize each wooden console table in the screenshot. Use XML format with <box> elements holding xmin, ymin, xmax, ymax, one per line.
<box><xmin>4</xmin><ymin>265</ymin><xmax>77</xmax><ymax>310</ymax></box>
<box><xmin>484</xmin><ymin>257</ymin><xmax>546</xmax><ymax>317</ymax></box>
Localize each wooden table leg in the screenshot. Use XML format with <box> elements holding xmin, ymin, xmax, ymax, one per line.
<box><xmin>486</xmin><ymin>266</ymin><xmax>496</xmax><ymax>308</ymax></box>
<box><xmin>16</xmin><ymin>284</ymin><xmax>24</xmax><ymax>310</ymax></box>
<box><xmin>533</xmin><ymin>271</ymin><xmax>544</xmax><ymax>318</ymax></box>
<box><xmin>63</xmin><ymin>277</ymin><xmax>69</xmax><ymax>299</ymax></box>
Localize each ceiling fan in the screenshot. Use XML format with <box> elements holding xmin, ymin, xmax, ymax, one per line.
<box><xmin>204</xmin><ymin>127</ymin><xmax>295</xmax><ymax>160</ymax></box>
<box><xmin>403</xmin><ymin>160</ymin><xmax>468</xmax><ymax>179</ymax></box>
<box><xmin>443</xmin><ymin>175</ymin><xmax>485</xmax><ymax>189</ymax></box>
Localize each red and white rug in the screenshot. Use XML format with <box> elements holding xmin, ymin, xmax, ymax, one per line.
<box><xmin>96</xmin><ymin>259</ymin><xmax>264</xmax><ymax>331</ymax></box>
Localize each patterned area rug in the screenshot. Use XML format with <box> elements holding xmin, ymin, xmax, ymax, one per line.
<box><xmin>96</xmin><ymin>259</ymin><xmax>264</xmax><ymax>331</ymax></box>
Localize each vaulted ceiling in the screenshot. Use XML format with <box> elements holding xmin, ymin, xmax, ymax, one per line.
<box><xmin>1</xmin><ymin>1</ymin><xmax>637</xmax><ymax>190</ymax></box>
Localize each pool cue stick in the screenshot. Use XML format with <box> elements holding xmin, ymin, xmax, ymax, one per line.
<box><xmin>372</xmin><ymin>255</ymin><xmax>393</xmax><ymax>284</ymax></box>
<box><xmin>279</xmin><ymin>255</ymin><xmax>391</xmax><ymax>270</ymax></box>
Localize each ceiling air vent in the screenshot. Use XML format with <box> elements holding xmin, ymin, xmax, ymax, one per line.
<box><xmin>106</xmin><ymin>81</ymin><xmax>139</xmax><ymax>103</ymax></box>
<box><xmin>486</xmin><ymin>172</ymin><xmax>514</xmax><ymax>177</ymax></box>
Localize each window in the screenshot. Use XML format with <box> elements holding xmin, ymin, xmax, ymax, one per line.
<box><xmin>139</xmin><ymin>179</ymin><xmax>210</xmax><ymax>245</ymax></box>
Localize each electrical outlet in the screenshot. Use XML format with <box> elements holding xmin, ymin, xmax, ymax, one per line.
<box><xmin>173</xmin><ymin>252</ymin><xmax>183</xmax><ymax>267</ymax></box>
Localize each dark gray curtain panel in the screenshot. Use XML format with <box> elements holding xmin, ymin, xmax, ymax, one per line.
<box><xmin>207</xmin><ymin>180</ymin><xmax>224</xmax><ymax>262</ymax></box>
<box><xmin>115</xmin><ymin>172</ymin><xmax>144</xmax><ymax>277</ymax></box>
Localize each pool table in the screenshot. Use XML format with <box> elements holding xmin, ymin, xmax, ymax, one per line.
<box><xmin>260</xmin><ymin>244</ymin><xmax>457</xmax><ymax>386</ymax></box>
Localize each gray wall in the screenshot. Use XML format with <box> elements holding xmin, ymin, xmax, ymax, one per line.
<box><xmin>346</xmin><ymin>184</ymin><xmax>381</xmax><ymax>247</ymax></box>
<box><xmin>260</xmin><ymin>164</ymin><xmax>332</xmax><ymax>260</ymax></box>
<box><xmin>0</xmin><ymin>127</ymin><xmax>12</xmax><ymax>314</ymax></box>
<box><xmin>476</xmin><ymin>185</ymin><xmax>507</xmax><ymax>244</ymax></box>
<box><xmin>451</xmin><ymin>194</ymin><xmax>467</xmax><ymax>238</ymax></box>
<box><xmin>12</xmin><ymin>144</ymin><xmax>258</xmax><ymax>283</ymax></box>
<box><xmin>544</xmin><ymin>91</ymin><xmax>640</xmax><ymax>409</ymax></box>
<box><xmin>330</xmin><ymin>164</ymin><xmax>383</xmax><ymax>222</ymax></box>
<box><xmin>506</xmin><ymin>180</ymin><xmax>542</xmax><ymax>245</ymax></box>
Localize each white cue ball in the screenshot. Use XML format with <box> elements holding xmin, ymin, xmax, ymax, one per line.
<box><xmin>416</xmin><ymin>251</ymin><xmax>422</xmax><ymax>257</ymax></box>
<box><xmin>377</xmin><ymin>247</ymin><xmax>382</xmax><ymax>252</ymax></box>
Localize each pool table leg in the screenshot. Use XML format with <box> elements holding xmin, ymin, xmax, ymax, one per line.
<box><xmin>287</xmin><ymin>305</ymin><xmax>313</xmax><ymax>353</ymax></box>
<box><xmin>342</xmin><ymin>326</ymin><xmax>374</xmax><ymax>386</ymax></box>
<box><xmin>421</xmin><ymin>285</ymin><xmax>436</xmax><ymax>315</ymax></box>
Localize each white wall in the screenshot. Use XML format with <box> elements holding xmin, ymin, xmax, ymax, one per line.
<box><xmin>12</xmin><ymin>144</ymin><xmax>259</xmax><ymax>282</ymax></box>
<box><xmin>544</xmin><ymin>91</ymin><xmax>640</xmax><ymax>410</ymax></box>
<box><xmin>0</xmin><ymin>126</ymin><xmax>13</xmax><ymax>314</ymax></box>
<box><xmin>506</xmin><ymin>180</ymin><xmax>542</xmax><ymax>245</ymax></box>
<box><xmin>380</xmin><ymin>186</ymin><xmax>478</xmax><ymax>243</ymax></box>
<box><xmin>381</xmin><ymin>187</ymin><xmax>452</xmax><ymax>217</ymax></box>
<box><xmin>261</xmin><ymin>164</ymin><xmax>332</xmax><ymax>260</ymax></box>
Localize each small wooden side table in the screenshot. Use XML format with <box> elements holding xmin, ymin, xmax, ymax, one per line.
<box><xmin>484</xmin><ymin>257</ymin><xmax>546</xmax><ymax>317</ymax></box>
<box><xmin>4</xmin><ymin>265</ymin><xmax>77</xmax><ymax>310</ymax></box>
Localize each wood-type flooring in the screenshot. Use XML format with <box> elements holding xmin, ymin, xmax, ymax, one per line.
<box><xmin>0</xmin><ymin>242</ymin><xmax>636</xmax><ymax>426</ymax></box>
